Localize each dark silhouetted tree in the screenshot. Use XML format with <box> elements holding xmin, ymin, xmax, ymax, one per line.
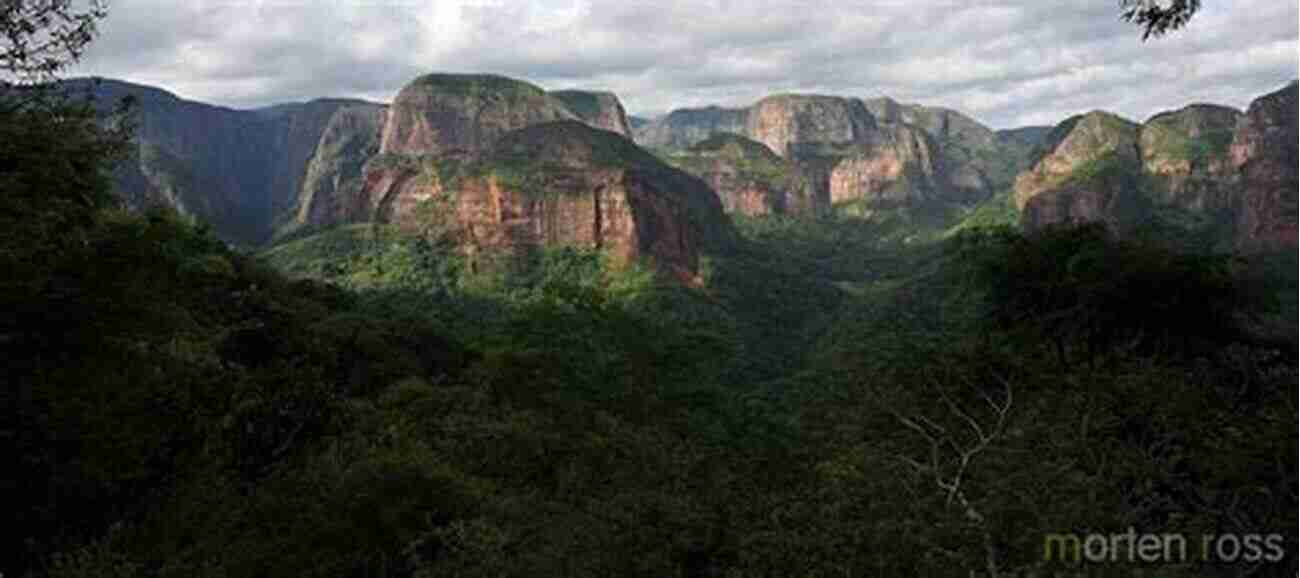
<box><xmin>1120</xmin><ymin>0</ymin><xmax>1201</xmax><ymax>39</ymax></box>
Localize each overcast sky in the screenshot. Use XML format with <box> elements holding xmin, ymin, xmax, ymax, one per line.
<box><xmin>71</xmin><ymin>0</ymin><xmax>1298</xmax><ymax>129</ymax></box>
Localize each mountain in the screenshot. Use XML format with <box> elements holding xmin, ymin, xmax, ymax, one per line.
<box><xmin>436</xmin><ymin>120</ymin><xmax>731</xmax><ymax>283</ymax></box>
<box><xmin>286</xmin><ymin>101</ymin><xmax>387</xmax><ymax>236</ymax></box>
<box><xmin>1230</xmin><ymin>81</ymin><xmax>1298</xmax><ymax>252</ymax></box>
<box><xmin>74</xmin><ymin>75</ymin><xmax>649</xmax><ymax>246</ymax></box>
<box><xmin>377</xmin><ymin>73</ymin><xmax>576</xmax><ymax>158</ymax></box>
<box><xmin>297</xmin><ymin>73</ymin><xmax>732</xmax><ymax>282</ymax></box>
<box><xmin>1140</xmin><ymin>104</ymin><xmax>1241</xmax><ymax>211</ymax></box>
<box><xmin>632</xmin><ymin>106</ymin><xmax>750</xmax><ymax>150</ymax></box>
<box><xmin>663</xmin><ymin>133</ymin><xmax>796</xmax><ymax>216</ymax></box>
<box><xmin>636</xmin><ymin>94</ymin><xmax>1054</xmax><ymax>220</ymax></box>
<box><xmin>1012</xmin><ymin>80</ymin><xmax>1297</xmax><ymax>252</ymax></box>
<box><xmin>68</xmin><ymin>78</ymin><xmax>380</xmax><ymax>245</ymax></box>
<box><xmin>548</xmin><ymin>90</ymin><xmax>634</xmax><ymax>137</ymax></box>
<box><xmin>70</xmin><ymin>74</ymin><xmax>1296</xmax><ymax>256</ymax></box>
<box><xmin>1013</xmin><ymin>111</ymin><xmax>1145</xmax><ymax>234</ymax></box>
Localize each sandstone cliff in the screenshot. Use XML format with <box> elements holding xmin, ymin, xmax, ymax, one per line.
<box><xmin>75</xmin><ymin>78</ymin><xmax>361</xmax><ymax>245</ymax></box>
<box><xmin>406</xmin><ymin>121</ymin><xmax>732</xmax><ymax>283</ymax></box>
<box><xmin>549</xmin><ymin>90</ymin><xmax>634</xmax><ymax>137</ymax></box>
<box><xmin>828</xmin><ymin>123</ymin><xmax>941</xmax><ymax>209</ymax></box>
<box><xmin>1139</xmin><ymin>104</ymin><xmax>1241</xmax><ymax>212</ymax></box>
<box><xmin>378</xmin><ymin>73</ymin><xmax>576</xmax><ymax>157</ymax></box>
<box><xmin>633</xmin><ymin>94</ymin><xmax>1048</xmax><ymax>217</ymax></box>
<box><xmin>664</xmin><ymin>133</ymin><xmax>793</xmax><ymax>216</ymax></box>
<box><xmin>1231</xmin><ymin>81</ymin><xmax>1298</xmax><ymax>252</ymax></box>
<box><xmin>361</xmin><ymin>74</ymin><xmax>580</xmax><ymax>237</ymax></box>
<box><xmin>633</xmin><ymin>106</ymin><xmax>750</xmax><ymax>150</ymax></box>
<box><xmin>1013</xmin><ymin>111</ymin><xmax>1144</xmax><ymax>232</ymax></box>
<box><xmin>866</xmin><ymin>98</ymin><xmax>998</xmax><ymax>199</ymax></box>
<box><xmin>745</xmin><ymin>94</ymin><xmax>875</xmax><ymax>159</ymax></box>
<box><xmin>287</xmin><ymin>102</ymin><xmax>387</xmax><ymax>235</ymax></box>
<box><xmin>1013</xmin><ymin>83</ymin><xmax>1297</xmax><ymax>252</ymax></box>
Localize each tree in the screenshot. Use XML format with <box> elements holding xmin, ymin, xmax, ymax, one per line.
<box><xmin>1119</xmin><ymin>0</ymin><xmax>1201</xmax><ymax>40</ymax></box>
<box><xmin>1</xmin><ymin>0</ymin><xmax>107</xmax><ymax>83</ymax></box>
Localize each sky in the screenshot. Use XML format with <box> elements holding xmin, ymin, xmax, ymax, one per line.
<box><xmin>70</xmin><ymin>0</ymin><xmax>1299</xmax><ymax>129</ymax></box>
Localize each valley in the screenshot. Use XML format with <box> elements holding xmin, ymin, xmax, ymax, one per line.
<box><xmin>4</xmin><ymin>45</ymin><xmax>1296</xmax><ymax>578</ymax></box>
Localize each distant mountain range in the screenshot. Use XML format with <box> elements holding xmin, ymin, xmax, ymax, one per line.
<box><xmin>64</xmin><ymin>74</ymin><xmax>1297</xmax><ymax>277</ymax></box>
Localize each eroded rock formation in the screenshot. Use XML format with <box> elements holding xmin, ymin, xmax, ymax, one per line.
<box><xmin>1014</xmin><ymin>111</ymin><xmax>1144</xmax><ymax>232</ymax></box>
<box><xmin>550</xmin><ymin>90</ymin><xmax>634</xmax><ymax>137</ymax></box>
<box><xmin>1231</xmin><ymin>82</ymin><xmax>1298</xmax><ymax>252</ymax></box>
<box><xmin>415</xmin><ymin>121</ymin><xmax>732</xmax><ymax>283</ymax></box>
<box><xmin>633</xmin><ymin>106</ymin><xmax>750</xmax><ymax>150</ymax></box>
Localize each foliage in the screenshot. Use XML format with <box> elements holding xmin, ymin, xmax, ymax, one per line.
<box><xmin>407</xmin><ymin>73</ymin><xmax>547</xmax><ymax>101</ymax></box>
<box><xmin>0</xmin><ymin>0</ymin><xmax>107</xmax><ymax>84</ymax></box>
<box><xmin>1121</xmin><ymin>0</ymin><xmax>1201</xmax><ymax>39</ymax></box>
<box><xmin>6</xmin><ymin>18</ymin><xmax>1296</xmax><ymax>574</ymax></box>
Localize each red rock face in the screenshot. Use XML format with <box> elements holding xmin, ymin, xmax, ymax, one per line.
<box><xmin>1020</xmin><ymin>183</ymin><xmax>1129</xmax><ymax>234</ymax></box>
<box><xmin>446</xmin><ymin>169</ymin><xmax>703</xmax><ymax>284</ymax></box>
<box><xmin>827</xmin><ymin>125</ymin><xmax>939</xmax><ymax>208</ymax></box>
<box><xmin>1013</xmin><ymin>112</ymin><xmax>1142</xmax><ymax>231</ymax></box>
<box><xmin>829</xmin><ymin>154</ymin><xmax>906</xmax><ymax>205</ymax></box>
<box><xmin>378</xmin><ymin>75</ymin><xmax>575</xmax><ymax>157</ymax></box>
<box><xmin>692</xmin><ymin>158</ymin><xmax>783</xmax><ymax>216</ymax></box>
<box><xmin>1230</xmin><ymin>83</ymin><xmax>1298</xmax><ymax>252</ymax></box>
<box><xmin>1139</xmin><ymin>105</ymin><xmax>1241</xmax><ymax>213</ymax></box>
<box><xmin>746</xmin><ymin>95</ymin><xmax>874</xmax><ymax>158</ymax></box>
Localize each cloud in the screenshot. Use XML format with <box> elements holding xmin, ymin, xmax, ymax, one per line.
<box><xmin>71</xmin><ymin>0</ymin><xmax>1298</xmax><ymax>128</ymax></box>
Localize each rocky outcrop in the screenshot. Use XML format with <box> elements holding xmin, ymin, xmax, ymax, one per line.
<box><xmin>829</xmin><ymin>124</ymin><xmax>940</xmax><ymax>208</ymax></box>
<box><xmin>745</xmin><ymin>94</ymin><xmax>875</xmax><ymax>159</ymax></box>
<box><xmin>1014</xmin><ymin>111</ymin><xmax>1144</xmax><ymax>232</ymax></box>
<box><xmin>996</xmin><ymin>126</ymin><xmax>1053</xmax><ymax>178</ymax></box>
<box><xmin>665</xmin><ymin>133</ymin><xmax>792</xmax><ymax>216</ymax></box>
<box><xmin>71</xmin><ymin>78</ymin><xmax>362</xmax><ymax>245</ymax></box>
<box><xmin>362</xmin><ymin>74</ymin><xmax>582</xmax><ymax>237</ymax></box>
<box><xmin>258</xmin><ymin>99</ymin><xmax>376</xmax><ymax>225</ymax></box>
<box><xmin>408</xmin><ymin>121</ymin><xmax>731</xmax><ymax>283</ymax></box>
<box><xmin>633</xmin><ymin>106</ymin><xmax>750</xmax><ymax>150</ymax></box>
<box><xmin>1012</xmin><ymin>83</ymin><xmax>1297</xmax><ymax>251</ymax></box>
<box><xmin>378</xmin><ymin>73</ymin><xmax>576</xmax><ymax>157</ymax></box>
<box><xmin>1230</xmin><ymin>81</ymin><xmax>1298</xmax><ymax>252</ymax></box>
<box><xmin>634</xmin><ymin>94</ymin><xmax>1046</xmax><ymax>216</ymax></box>
<box><xmin>549</xmin><ymin>90</ymin><xmax>633</xmax><ymax>137</ymax></box>
<box><xmin>288</xmin><ymin>102</ymin><xmax>387</xmax><ymax>234</ymax></box>
<box><xmin>1139</xmin><ymin>104</ymin><xmax>1241</xmax><ymax>212</ymax></box>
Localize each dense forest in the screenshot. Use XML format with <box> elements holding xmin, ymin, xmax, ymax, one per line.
<box><xmin>3</xmin><ymin>5</ymin><xmax>1297</xmax><ymax>578</ymax></box>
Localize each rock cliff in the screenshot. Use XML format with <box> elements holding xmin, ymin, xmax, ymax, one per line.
<box><xmin>378</xmin><ymin>73</ymin><xmax>576</xmax><ymax>158</ymax></box>
<box><xmin>287</xmin><ymin>102</ymin><xmax>388</xmax><ymax>235</ymax></box>
<box><xmin>745</xmin><ymin>94</ymin><xmax>875</xmax><ymax>159</ymax></box>
<box><xmin>361</xmin><ymin>75</ymin><xmax>581</xmax><ymax>238</ymax></box>
<box><xmin>1013</xmin><ymin>83</ymin><xmax>1297</xmax><ymax>251</ymax></box>
<box><xmin>1230</xmin><ymin>82</ymin><xmax>1298</xmax><ymax>252</ymax></box>
<box><xmin>1139</xmin><ymin>104</ymin><xmax>1241</xmax><ymax>212</ymax></box>
<box><xmin>865</xmin><ymin>98</ymin><xmax>1002</xmax><ymax>200</ymax></box>
<box><xmin>73</xmin><ymin>78</ymin><xmax>362</xmax><ymax>245</ymax></box>
<box><xmin>549</xmin><ymin>90</ymin><xmax>634</xmax><ymax>137</ymax></box>
<box><xmin>664</xmin><ymin>133</ymin><xmax>793</xmax><ymax>216</ymax></box>
<box><xmin>828</xmin><ymin>124</ymin><xmax>941</xmax><ymax>209</ymax></box>
<box><xmin>1013</xmin><ymin>111</ymin><xmax>1144</xmax><ymax>232</ymax></box>
<box><xmin>633</xmin><ymin>106</ymin><xmax>750</xmax><ymax>150</ymax></box>
<box><xmin>408</xmin><ymin>121</ymin><xmax>732</xmax><ymax>283</ymax></box>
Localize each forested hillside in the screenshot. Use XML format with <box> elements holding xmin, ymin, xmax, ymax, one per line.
<box><xmin>2</xmin><ymin>6</ymin><xmax>1296</xmax><ymax>577</ymax></box>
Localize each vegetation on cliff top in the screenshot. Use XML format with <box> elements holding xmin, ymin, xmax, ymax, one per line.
<box><xmin>403</xmin><ymin>72</ymin><xmax>549</xmax><ymax>101</ymax></box>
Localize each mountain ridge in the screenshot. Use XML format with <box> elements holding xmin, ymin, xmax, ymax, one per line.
<box><xmin>66</xmin><ymin>73</ymin><xmax>1298</xmax><ymax>257</ymax></box>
